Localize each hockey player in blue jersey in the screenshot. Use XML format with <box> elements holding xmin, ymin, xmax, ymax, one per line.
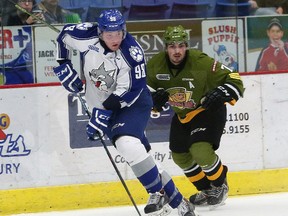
<box><xmin>53</xmin><ymin>9</ymin><xmax>197</xmax><ymax>216</ymax></box>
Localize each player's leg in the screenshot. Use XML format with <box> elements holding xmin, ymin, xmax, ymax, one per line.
<box><xmin>110</xmin><ymin>91</ymin><xmax>169</xmax><ymax>215</ymax></box>
<box><xmin>169</xmin><ymin>106</ymin><xmax>228</xmax><ymax>209</ymax></box>
<box><xmin>189</xmin><ymin>142</ymin><xmax>228</xmax><ymax>208</ymax></box>
<box><xmin>156</xmin><ymin>161</ymin><xmax>198</xmax><ymax>216</ymax></box>
<box><xmin>115</xmin><ymin>135</ymin><xmax>168</xmax><ymax>215</ymax></box>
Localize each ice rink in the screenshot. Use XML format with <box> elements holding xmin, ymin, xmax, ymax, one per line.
<box><xmin>12</xmin><ymin>192</ymin><xmax>288</xmax><ymax>216</ymax></box>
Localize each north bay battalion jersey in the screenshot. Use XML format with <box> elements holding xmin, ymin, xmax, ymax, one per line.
<box><xmin>56</xmin><ymin>23</ymin><xmax>148</xmax><ymax>111</ymax></box>
<box><xmin>147</xmin><ymin>49</ymin><xmax>244</xmax><ymax>119</ymax></box>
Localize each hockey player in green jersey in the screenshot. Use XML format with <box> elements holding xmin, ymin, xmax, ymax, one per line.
<box><xmin>146</xmin><ymin>25</ymin><xmax>244</xmax><ymax>209</ymax></box>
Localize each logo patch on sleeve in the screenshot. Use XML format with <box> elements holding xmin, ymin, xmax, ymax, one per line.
<box><xmin>129</xmin><ymin>46</ymin><xmax>143</xmax><ymax>62</ymax></box>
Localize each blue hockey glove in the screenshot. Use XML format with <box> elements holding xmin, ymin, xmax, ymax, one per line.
<box><xmin>152</xmin><ymin>88</ymin><xmax>169</xmax><ymax>112</ymax></box>
<box><xmin>201</xmin><ymin>85</ymin><xmax>234</xmax><ymax>111</ymax></box>
<box><xmin>86</xmin><ymin>108</ymin><xmax>113</xmax><ymax>140</ymax></box>
<box><xmin>53</xmin><ymin>61</ymin><xmax>83</xmax><ymax>93</ymax></box>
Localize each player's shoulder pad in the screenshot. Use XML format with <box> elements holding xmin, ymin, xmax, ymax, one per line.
<box><xmin>189</xmin><ymin>48</ymin><xmax>208</xmax><ymax>59</ymax></box>
<box><xmin>147</xmin><ymin>51</ymin><xmax>165</xmax><ymax>66</ymax></box>
<box><xmin>59</xmin><ymin>22</ymin><xmax>99</xmax><ymax>40</ymax></box>
<box><xmin>120</xmin><ymin>33</ymin><xmax>145</xmax><ymax>67</ymax></box>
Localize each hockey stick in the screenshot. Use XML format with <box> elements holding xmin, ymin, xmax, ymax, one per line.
<box><xmin>7</xmin><ymin>1</ymin><xmax>142</xmax><ymax>215</ymax></box>
<box><xmin>7</xmin><ymin>0</ymin><xmax>60</xmax><ymax>33</ymax></box>
<box><xmin>78</xmin><ymin>94</ymin><xmax>142</xmax><ymax>216</ymax></box>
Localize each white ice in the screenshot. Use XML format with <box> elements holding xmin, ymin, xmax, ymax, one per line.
<box><xmin>12</xmin><ymin>192</ymin><xmax>288</xmax><ymax>216</ymax></box>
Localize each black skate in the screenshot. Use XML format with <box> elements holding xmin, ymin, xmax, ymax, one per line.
<box><xmin>144</xmin><ymin>191</ymin><xmax>171</xmax><ymax>216</ymax></box>
<box><xmin>177</xmin><ymin>198</ymin><xmax>199</xmax><ymax>216</ymax></box>
<box><xmin>189</xmin><ymin>190</ymin><xmax>208</xmax><ymax>206</ymax></box>
<box><xmin>206</xmin><ymin>180</ymin><xmax>229</xmax><ymax>210</ymax></box>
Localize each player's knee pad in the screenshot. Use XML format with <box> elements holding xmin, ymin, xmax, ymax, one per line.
<box><xmin>115</xmin><ymin>135</ymin><xmax>149</xmax><ymax>166</ymax></box>
<box><xmin>171</xmin><ymin>151</ymin><xmax>194</xmax><ymax>169</ymax></box>
<box><xmin>189</xmin><ymin>141</ymin><xmax>217</xmax><ymax>167</ymax></box>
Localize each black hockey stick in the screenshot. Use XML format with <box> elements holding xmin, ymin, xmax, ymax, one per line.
<box><xmin>7</xmin><ymin>1</ymin><xmax>142</xmax><ymax>215</ymax></box>
<box><xmin>77</xmin><ymin>94</ymin><xmax>142</xmax><ymax>216</ymax></box>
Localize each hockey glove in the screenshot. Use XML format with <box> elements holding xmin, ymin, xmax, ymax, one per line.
<box><xmin>152</xmin><ymin>89</ymin><xmax>169</xmax><ymax>112</ymax></box>
<box><xmin>86</xmin><ymin>108</ymin><xmax>112</xmax><ymax>140</ymax></box>
<box><xmin>201</xmin><ymin>85</ymin><xmax>234</xmax><ymax>111</ymax></box>
<box><xmin>53</xmin><ymin>61</ymin><xmax>83</xmax><ymax>93</ymax></box>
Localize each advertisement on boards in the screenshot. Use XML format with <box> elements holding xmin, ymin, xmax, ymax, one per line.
<box><xmin>246</xmin><ymin>15</ymin><xmax>288</xmax><ymax>72</ymax></box>
<box><xmin>0</xmin><ymin>112</ymin><xmax>31</xmax><ymax>178</ymax></box>
<box><xmin>0</xmin><ymin>26</ymin><xmax>34</xmax><ymax>85</ymax></box>
<box><xmin>202</xmin><ymin>19</ymin><xmax>245</xmax><ymax>72</ymax></box>
<box><xmin>33</xmin><ymin>25</ymin><xmax>82</xmax><ymax>83</ymax></box>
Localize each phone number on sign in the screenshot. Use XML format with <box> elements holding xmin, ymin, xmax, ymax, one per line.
<box><xmin>223</xmin><ymin>112</ymin><xmax>250</xmax><ymax>134</ymax></box>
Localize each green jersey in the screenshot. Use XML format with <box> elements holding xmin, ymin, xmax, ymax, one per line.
<box><xmin>146</xmin><ymin>49</ymin><xmax>244</xmax><ymax>119</ymax></box>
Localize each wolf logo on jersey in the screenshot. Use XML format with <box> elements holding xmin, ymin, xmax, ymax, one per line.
<box><xmin>89</xmin><ymin>63</ymin><xmax>115</xmax><ymax>91</ymax></box>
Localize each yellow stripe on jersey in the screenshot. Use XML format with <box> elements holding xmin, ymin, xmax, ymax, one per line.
<box><xmin>178</xmin><ymin>107</ymin><xmax>205</xmax><ymax>123</ymax></box>
<box><xmin>229</xmin><ymin>73</ymin><xmax>242</xmax><ymax>80</ymax></box>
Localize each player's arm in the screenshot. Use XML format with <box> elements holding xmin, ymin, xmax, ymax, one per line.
<box><xmin>103</xmin><ymin>38</ymin><xmax>147</xmax><ymax>111</ymax></box>
<box><xmin>146</xmin><ymin>55</ymin><xmax>169</xmax><ymax>112</ymax></box>
<box><xmin>147</xmin><ymin>86</ymin><xmax>169</xmax><ymax>112</ymax></box>
<box><xmin>56</xmin><ymin>23</ymin><xmax>98</xmax><ymax>63</ymax></box>
<box><xmin>202</xmin><ymin>61</ymin><xmax>244</xmax><ymax>110</ymax></box>
<box><xmin>103</xmin><ymin>62</ymin><xmax>146</xmax><ymax>111</ymax></box>
<box><xmin>53</xmin><ymin>24</ymin><xmax>86</xmax><ymax>93</ymax></box>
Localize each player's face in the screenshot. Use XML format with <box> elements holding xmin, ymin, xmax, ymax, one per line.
<box><xmin>166</xmin><ymin>42</ymin><xmax>187</xmax><ymax>65</ymax></box>
<box><xmin>102</xmin><ymin>31</ymin><xmax>123</xmax><ymax>51</ymax></box>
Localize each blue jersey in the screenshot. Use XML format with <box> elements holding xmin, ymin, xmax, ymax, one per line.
<box><xmin>56</xmin><ymin>22</ymin><xmax>152</xmax><ymax>145</ymax></box>
<box><xmin>56</xmin><ymin>22</ymin><xmax>148</xmax><ymax>110</ymax></box>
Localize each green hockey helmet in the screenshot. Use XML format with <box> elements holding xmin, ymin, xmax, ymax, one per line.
<box><xmin>163</xmin><ymin>25</ymin><xmax>188</xmax><ymax>45</ymax></box>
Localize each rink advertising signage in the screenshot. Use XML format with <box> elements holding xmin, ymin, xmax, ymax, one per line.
<box><xmin>202</xmin><ymin>19</ymin><xmax>245</xmax><ymax>72</ymax></box>
<box><xmin>0</xmin><ymin>26</ymin><xmax>34</xmax><ymax>85</ymax></box>
<box><xmin>67</xmin><ymin>93</ymin><xmax>173</xmax><ymax>149</ymax></box>
<box><xmin>127</xmin><ymin>19</ymin><xmax>202</xmax><ymax>61</ymax></box>
<box><xmin>0</xmin><ymin>113</ymin><xmax>31</xmax><ymax>175</ymax></box>
<box><xmin>33</xmin><ymin>25</ymin><xmax>82</xmax><ymax>83</ymax></box>
<box><xmin>67</xmin><ymin>93</ymin><xmax>110</xmax><ymax>149</ymax></box>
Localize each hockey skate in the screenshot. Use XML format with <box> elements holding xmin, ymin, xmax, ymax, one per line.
<box><xmin>189</xmin><ymin>190</ymin><xmax>208</xmax><ymax>206</ymax></box>
<box><xmin>189</xmin><ymin>180</ymin><xmax>228</xmax><ymax>210</ymax></box>
<box><xmin>144</xmin><ymin>191</ymin><xmax>172</xmax><ymax>216</ymax></box>
<box><xmin>206</xmin><ymin>180</ymin><xmax>229</xmax><ymax>210</ymax></box>
<box><xmin>177</xmin><ymin>198</ymin><xmax>198</xmax><ymax>216</ymax></box>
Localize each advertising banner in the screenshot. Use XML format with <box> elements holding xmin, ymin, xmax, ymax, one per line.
<box><xmin>1</xmin><ymin>73</ymin><xmax>280</xmax><ymax>189</ymax></box>
<box><xmin>0</xmin><ymin>26</ymin><xmax>34</xmax><ymax>85</ymax></box>
<box><xmin>202</xmin><ymin>19</ymin><xmax>245</xmax><ymax>72</ymax></box>
<box><xmin>246</xmin><ymin>15</ymin><xmax>288</xmax><ymax>72</ymax></box>
<box><xmin>33</xmin><ymin>25</ymin><xmax>82</xmax><ymax>83</ymax></box>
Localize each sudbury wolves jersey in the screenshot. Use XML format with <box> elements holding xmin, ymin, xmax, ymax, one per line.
<box><xmin>56</xmin><ymin>23</ymin><xmax>147</xmax><ymax>111</ymax></box>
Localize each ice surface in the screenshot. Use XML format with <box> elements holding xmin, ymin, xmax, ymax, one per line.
<box><xmin>12</xmin><ymin>192</ymin><xmax>288</xmax><ymax>216</ymax></box>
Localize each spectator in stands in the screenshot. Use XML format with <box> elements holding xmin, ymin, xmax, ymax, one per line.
<box><xmin>0</xmin><ymin>4</ymin><xmax>2</xmax><ymax>25</ymax></box>
<box><xmin>255</xmin><ymin>18</ymin><xmax>288</xmax><ymax>71</ymax></box>
<box><xmin>6</xmin><ymin>0</ymin><xmax>44</xmax><ymax>26</ymax></box>
<box><xmin>249</xmin><ymin>0</ymin><xmax>288</xmax><ymax>15</ymax></box>
<box><xmin>37</xmin><ymin>0</ymin><xmax>81</xmax><ymax>24</ymax></box>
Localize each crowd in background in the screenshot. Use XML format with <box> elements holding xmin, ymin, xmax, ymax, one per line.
<box><xmin>1</xmin><ymin>0</ymin><xmax>81</xmax><ymax>26</ymax></box>
<box><xmin>1</xmin><ymin>0</ymin><xmax>288</xmax><ymax>85</ymax></box>
<box><xmin>1</xmin><ymin>0</ymin><xmax>288</xmax><ymax>26</ymax></box>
